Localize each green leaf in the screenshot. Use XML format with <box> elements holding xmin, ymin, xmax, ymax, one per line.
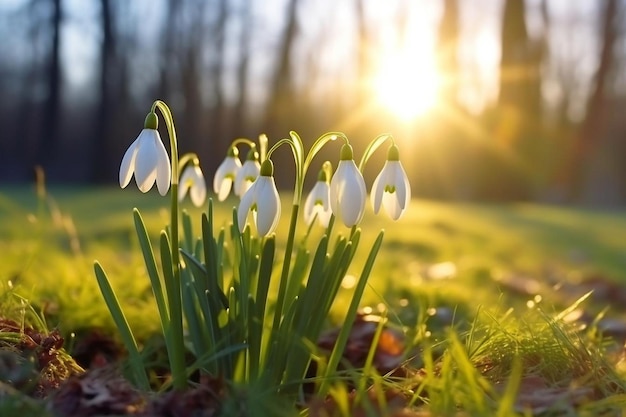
<box><xmin>180</xmin><ymin>249</ymin><xmax>229</xmax><ymax>310</ymax></box>
<box><xmin>182</xmin><ymin>209</ymin><xmax>194</xmax><ymax>253</ymax></box>
<box><xmin>93</xmin><ymin>262</ymin><xmax>149</xmax><ymax>390</ymax></box>
<box><xmin>319</xmin><ymin>230</ymin><xmax>384</xmax><ymax>395</ymax></box>
<box><xmin>255</xmin><ymin>236</ymin><xmax>275</xmax><ymax>325</ymax></box>
<box><xmin>181</xmin><ymin>271</ymin><xmax>208</xmax><ymax>359</ymax></box>
<box><xmin>133</xmin><ymin>209</ymin><xmax>169</xmax><ymax>328</ymax></box>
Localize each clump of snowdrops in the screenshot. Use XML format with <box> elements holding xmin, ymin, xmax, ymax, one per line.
<box><xmin>94</xmin><ymin>100</ymin><xmax>411</xmax><ymax>402</ymax></box>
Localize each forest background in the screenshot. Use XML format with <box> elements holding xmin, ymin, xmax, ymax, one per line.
<box><xmin>1</xmin><ymin>0</ymin><xmax>625</xmax><ymax>205</ymax></box>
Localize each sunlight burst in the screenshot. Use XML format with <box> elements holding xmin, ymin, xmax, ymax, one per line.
<box><xmin>372</xmin><ymin>51</ymin><xmax>440</xmax><ymax>121</ymax></box>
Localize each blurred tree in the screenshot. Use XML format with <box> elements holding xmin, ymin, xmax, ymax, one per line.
<box><xmin>208</xmin><ymin>0</ymin><xmax>228</xmax><ymax>148</ymax></box>
<box><xmin>92</xmin><ymin>0</ymin><xmax>118</xmax><ymax>183</ymax></box>
<box><xmin>355</xmin><ymin>0</ymin><xmax>374</xmax><ymax>106</ymax></box>
<box><xmin>498</xmin><ymin>0</ymin><xmax>543</xmax><ymax>116</ymax></box>
<box><xmin>0</xmin><ymin>3</ymin><xmax>42</xmax><ymax>179</ymax></box>
<box><xmin>232</xmin><ymin>0</ymin><xmax>252</xmax><ymax>140</ymax></box>
<box><xmin>437</xmin><ymin>0</ymin><xmax>460</xmax><ymax>109</ymax></box>
<box><xmin>562</xmin><ymin>0</ymin><xmax>621</xmax><ymax>202</ymax></box>
<box><xmin>39</xmin><ymin>0</ymin><xmax>63</xmax><ymax>170</ymax></box>
<box><xmin>157</xmin><ymin>0</ymin><xmax>181</xmax><ymax>102</ymax></box>
<box><xmin>179</xmin><ymin>0</ymin><xmax>206</xmax><ymax>154</ymax></box>
<box><xmin>430</xmin><ymin>0</ymin><xmax>473</xmax><ymax>200</ymax></box>
<box><xmin>263</xmin><ymin>0</ymin><xmax>300</xmax><ymax>137</ymax></box>
<box><xmin>477</xmin><ymin>0</ymin><xmax>547</xmax><ymax>200</ymax></box>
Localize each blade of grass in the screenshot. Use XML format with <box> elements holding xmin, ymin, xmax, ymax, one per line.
<box><xmin>133</xmin><ymin>209</ymin><xmax>170</xmax><ymax>329</ymax></box>
<box><xmin>319</xmin><ymin>230</ymin><xmax>384</xmax><ymax>395</ymax></box>
<box><xmin>94</xmin><ymin>261</ymin><xmax>149</xmax><ymax>390</ymax></box>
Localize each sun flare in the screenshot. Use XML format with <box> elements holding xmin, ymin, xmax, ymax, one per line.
<box><xmin>372</xmin><ymin>51</ymin><xmax>440</xmax><ymax>121</ymax></box>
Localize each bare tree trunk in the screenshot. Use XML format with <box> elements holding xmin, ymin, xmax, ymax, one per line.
<box><xmin>92</xmin><ymin>0</ymin><xmax>117</xmax><ymax>182</ymax></box>
<box><xmin>355</xmin><ymin>0</ymin><xmax>373</xmax><ymax>106</ymax></box>
<box><xmin>437</xmin><ymin>0</ymin><xmax>460</xmax><ymax>109</ymax></box>
<box><xmin>263</xmin><ymin>0</ymin><xmax>300</xmax><ymax>137</ymax></box>
<box><xmin>38</xmin><ymin>0</ymin><xmax>63</xmax><ymax>169</ymax></box>
<box><xmin>179</xmin><ymin>0</ymin><xmax>207</xmax><ymax>155</ymax></box>
<box><xmin>563</xmin><ymin>0</ymin><xmax>620</xmax><ymax>201</ymax></box>
<box><xmin>232</xmin><ymin>0</ymin><xmax>252</xmax><ymax>139</ymax></box>
<box><xmin>209</xmin><ymin>0</ymin><xmax>228</xmax><ymax>150</ymax></box>
<box><xmin>485</xmin><ymin>0</ymin><xmax>545</xmax><ymax>200</ymax></box>
<box><xmin>158</xmin><ymin>0</ymin><xmax>180</xmax><ymax>101</ymax></box>
<box><xmin>498</xmin><ymin>0</ymin><xmax>543</xmax><ymax>115</ymax></box>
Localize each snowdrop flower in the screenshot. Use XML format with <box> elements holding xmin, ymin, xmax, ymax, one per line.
<box><xmin>178</xmin><ymin>161</ymin><xmax>207</xmax><ymax>207</ymax></box>
<box><xmin>330</xmin><ymin>144</ymin><xmax>366</xmax><ymax>227</ymax></box>
<box><xmin>234</xmin><ymin>148</ymin><xmax>260</xmax><ymax>197</ymax></box>
<box><xmin>371</xmin><ymin>144</ymin><xmax>411</xmax><ymax>220</ymax></box>
<box><xmin>119</xmin><ymin>112</ymin><xmax>171</xmax><ymax>196</ymax></box>
<box><xmin>238</xmin><ymin>159</ymin><xmax>281</xmax><ymax>236</ymax></box>
<box><xmin>304</xmin><ymin>165</ymin><xmax>332</xmax><ymax>227</ymax></box>
<box><xmin>213</xmin><ymin>146</ymin><xmax>242</xmax><ymax>201</ymax></box>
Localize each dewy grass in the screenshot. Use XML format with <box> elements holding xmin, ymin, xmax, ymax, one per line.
<box><xmin>94</xmin><ymin>99</ymin><xmax>412</xmax><ymax>400</ymax></box>
<box><xmin>387</xmin><ymin>294</ymin><xmax>626</xmax><ymax>417</ymax></box>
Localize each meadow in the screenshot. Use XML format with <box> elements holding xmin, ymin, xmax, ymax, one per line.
<box><xmin>1</xmin><ymin>184</ymin><xmax>626</xmax><ymax>416</ymax></box>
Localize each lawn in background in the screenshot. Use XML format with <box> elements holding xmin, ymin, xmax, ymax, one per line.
<box><xmin>1</xmin><ymin>185</ymin><xmax>625</xmax><ymax>341</ymax></box>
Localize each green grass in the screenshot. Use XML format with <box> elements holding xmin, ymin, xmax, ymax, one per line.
<box><xmin>2</xmin><ymin>184</ymin><xmax>625</xmax><ymax>338</ymax></box>
<box><xmin>1</xmin><ymin>185</ymin><xmax>626</xmax><ymax>415</ymax></box>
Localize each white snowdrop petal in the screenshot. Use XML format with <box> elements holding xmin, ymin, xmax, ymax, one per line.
<box><xmin>304</xmin><ymin>181</ymin><xmax>329</xmax><ymax>225</ymax></box>
<box><xmin>178</xmin><ymin>181</ymin><xmax>190</xmax><ymax>202</ymax></box>
<box><xmin>339</xmin><ymin>180</ymin><xmax>365</xmax><ymax>226</ymax></box>
<box><xmin>133</xmin><ymin>133</ymin><xmax>159</xmax><ymax>192</ymax></box>
<box><xmin>317</xmin><ymin>206</ymin><xmax>332</xmax><ymax>227</ymax></box>
<box><xmin>390</xmin><ymin>162</ymin><xmax>409</xmax><ymax>209</ymax></box>
<box><xmin>190</xmin><ymin>183</ymin><xmax>206</xmax><ymax>207</ymax></box>
<box><xmin>119</xmin><ymin>138</ymin><xmax>139</xmax><ymax>188</ymax></box>
<box><xmin>401</xmin><ymin>166</ymin><xmax>411</xmax><ymax>208</ymax></box>
<box><xmin>154</xmin><ymin>136</ymin><xmax>171</xmax><ymax>196</ymax></box>
<box><xmin>213</xmin><ymin>168</ymin><xmax>226</xmax><ymax>194</ymax></box>
<box><xmin>217</xmin><ymin>179</ymin><xmax>233</xmax><ymax>202</ymax></box>
<box><xmin>178</xmin><ymin>167</ymin><xmax>193</xmax><ymax>201</ymax></box>
<box><xmin>329</xmin><ymin>174</ymin><xmax>342</xmax><ymax>216</ymax></box>
<box><xmin>213</xmin><ymin>157</ymin><xmax>241</xmax><ymax>197</ymax></box>
<box><xmin>190</xmin><ymin>167</ymin><xmax>207</xmax><ymax>207</ymax></box>
<box><xmin>370</xmin><ymin>170</ymin><xmax>384</xmax><ymax>214</ymax></box>
<box><xmin>255</xmin><ymin>177</ymin><xmax>281</xmax><ymax>236</ymax></box>
<box><xmin>235</xmin><ymin>160</ymin><xmax>260</xmax><ymax>196</ymax></box>
<box><xmin>237</xmin><ymin>182</ymin><xmax>257</xmax><ymax>232</ymax></box>
<box><xmin>383</xmin><ymin>193</ymin><xmax>403</xmax><ymax>220</ymax></box>
<box><xmin>330</xmin><ymin>161</ymin><xmax>365</xmax><ymax>227</ymax></box>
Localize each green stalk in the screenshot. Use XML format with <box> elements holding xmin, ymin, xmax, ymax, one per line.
<box><xmin>153</xmin><ymin>100</ymin><xmax>186</xmax><ymax>390</ymax></box>
<box><xmin>319</xmin><ymin>231</ymin><xmax>384</xmax><ymax>395</ymax></box>
<box><xmin>271</xmin><ymin>203</ymin><xmax>299</xmax><ymax>332</ymax></box>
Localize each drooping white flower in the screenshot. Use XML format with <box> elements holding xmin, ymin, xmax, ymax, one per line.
<box><xmin>330</xmin><ymin>144</ymin><xmax>366</xmax><ymax>227</ymax></box>
<box><xmin>304</xmin><ymin>165</ymin><xmax>332</xmax><ymax>227</ymax></box>
<box><xmin>119</xmin><ymin>112</ymin><xmax>171</xmax><ymax>196</ymax></box>
<box><xmin>371</xmin><ymin>144</ymin><xmax>411</xmax><ymax>220</ymax></box>
<box><xmin>234</xmin><ymin>148</ymin><xmax>260</xmax><ymax>197</ymax></box>
<box><xmin>238</xmin><ymin>160</ymin><xmax>281</xmax><ymax>236</ymax></box>
<box><xmin>178</xmin><ymin>162</ymin><xmax>207</xmax><ymax>207</ymax></box>
<box><xmin>213</xmin><ymin>146</ymin><xmax>242</xmax><ymax>201</ymax></box>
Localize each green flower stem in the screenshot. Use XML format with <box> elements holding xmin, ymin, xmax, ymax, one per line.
<box><xmin>178</xmin><ymin>153</ymin><xmax>200</xmax><ymax>171</ymax></box>
<box><xmin>258</xmin><ymin>134</ymin><xmax>269</xmax><ymax>162</ymax></box>
<box><xmin>231</xmin><ymin>137</ymin><xmax>257</xmax><ymax>148</ymax></box>
<box><xmin>264</xmin><ymin>132</ymin><xmax>349</xmax><ymax>385</ymax></box>
<box><xmin>358</xmin><ymin>133</ymin><xmax>393</xmax><ymax>171</ymax></box>
<box><xmin>152</xmin><ymin>99</ymin><xmax>187</xmax><ymax>390</ymax></box>
<box><xmin>271</xmin><ymin>203</ymin><xmax>300</xmax><ymax>339</ymax></box>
